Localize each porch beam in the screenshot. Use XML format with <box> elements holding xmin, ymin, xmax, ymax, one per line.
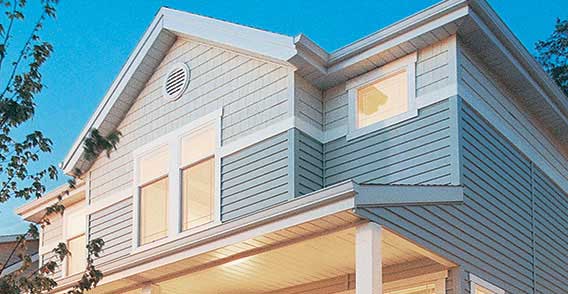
<box><xmin>356</xmin><ymin>222</ymin><xmax>383</xmax><ymax>294</ymax></box>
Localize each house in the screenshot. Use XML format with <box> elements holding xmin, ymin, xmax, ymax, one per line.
<box><xmin>14</xmin><ymin>0</ymin><xmax>568</xmax><ymax>293</ymax></box>
<box><xmin>0</xmin><ymin>234</ymin><xmax>39</xmax><ymax>275</ymax></box>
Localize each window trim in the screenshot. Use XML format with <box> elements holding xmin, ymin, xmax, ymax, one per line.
<box><xmin>132</xmin><ymin>109</ymin><xmax>222</xmax><ymax>253</ymax></box>
<box><xmin>346</xmin><ymin>52</ymin><xmax>417</xmax><ymax>141</ymax></box>
<box><xmin>469</xmin><ymin>274</ymin><xmax>505</xmax><ymax>294</ymax></box>
<box><xmin>61</xmin><ymin>201</ymin><xmax>86</xmax><ymax>278</ymax></box>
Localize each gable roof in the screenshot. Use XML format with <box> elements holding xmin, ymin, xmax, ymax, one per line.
<box><xmin>61</xmin><ymin>0</ymin><xmax>568</xmax><ymax>176</ymax></box>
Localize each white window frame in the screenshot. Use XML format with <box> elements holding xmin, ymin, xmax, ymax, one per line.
<box><xmin>346</xmin><ymin>52</ymin><xmax>417</xmax><ymax>140</ymax></box>
<box><xmin>61</xmin><ymin>200</ymin><xmax>86</xmax><ymax>277</ymax></box>
<box><xmin>132</xmin><ymin>109</ymin><xmax>222</xmax><ymax>253</ymax></box>
<box><xmin>469</xmin><ymin>274</ymin><xmax>505</xmax><ymax>294</ymax></box>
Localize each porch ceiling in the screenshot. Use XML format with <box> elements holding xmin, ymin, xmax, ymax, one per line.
<box><xmin>93</xmin><ymin>219</ymin><xmax>450</xmax><ymax>294</ymax></box>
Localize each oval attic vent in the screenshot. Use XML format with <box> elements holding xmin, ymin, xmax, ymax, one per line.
<box><xmin>163</xmin><ymin>63</ymin><xmax>190</xmax><ymax>101</ymax></box>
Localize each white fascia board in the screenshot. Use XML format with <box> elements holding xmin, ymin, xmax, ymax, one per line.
<box><xmin>469</xmin><ymin>0</ymin><xmax>568</xmax><ymax>123</ymax></box>
<box><xmin>161</xmin><ymin>8</ymin><xmax>297</xmax><ymax>62</ymax></box>
<box><xmin>326</xmin><ymin>5</ymin><xmax>469</xmax><ymax>75</ymax></box>
<box><xmin>328</xmin><ymin>0</ymin><xmax>468</xmax><ymax>64</ymax></box>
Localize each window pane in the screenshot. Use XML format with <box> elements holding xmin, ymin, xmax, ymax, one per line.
<box><xmin>181</xmin><ymin>126</ymin><xmax>216</xmax><ymax>167</ymax></box>
<box><xmin>140</xmin><ymin>177</ymin><xmax>168</xmax><ymax>245</ymax></box>
<box><xmin>65</xmin><ymin>206</ymin><xmax>85</xmax><ymax>238</ymax></box>
<box><xmin>139</xmin><ymin>146</ymin><xmax>170</xmax><ymax>184</ymax></box>
<box><xmin>357</xmin><ymin>70</ymin><xmax>408</xmax><ymax>128</ymax></box>
<box><xmin>182</xmin><ymin>158</ymin><xmax>214</xmax><ymax>230</ymax></box>
<box><xmin>67</xmin><ymin>234</ymin><xmax>86</xmax><ymax>276</ymax></box>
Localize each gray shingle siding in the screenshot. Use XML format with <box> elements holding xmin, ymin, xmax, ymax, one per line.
<box><xmin>89</xmin><ymin>197</ymin><xmax>133</xmax><ymax>266</ymax></box>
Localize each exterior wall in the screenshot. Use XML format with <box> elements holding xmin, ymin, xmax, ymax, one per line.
<box><xmin>41</xmin><ymin>250</ymin><xmax>62</xmax><ymax>280</ymax></box>
<box><xmin>89</xmin><ymin>197</ymin><xmax>133</xmax><ymax>266</ymax></box>
<box><xmin>221</xmin><ymin>132</ymin><xmax>290</xmax><ymax>221</ymax></box>
<box><xmin>295</xmin><ymin>74</ymin><xmax>323</xmax><ymax>131</ymax></box>
<box><xmin>41</xmin><ymin>214</ymin><xmax>62</xmax><ymax>246</ymax></box>
<box><xmin>324</xmin><ymin>100</ymin><xmax>457</xmax><ymax>186</ymax></box>
<box><xmin>295</xmin><ymin>129</ymin><xmax>324</xmax><ymax>196</ymax></box>
<box><xmin>358</xmin><ymin>103</ymin><xmax>537</xmax><ymax>294</ymax></box>
<box><xmin>458</xmin><ymin>43</ymin><xmax>568</xmax><ymax>192</ymax></box>
<box><xmin>533</xmin><ymin>167</ymin><xmax>568</xmax><ymax>293</ymax></box>
<box><xmin>88</xmin><ymin>37</ymin><xmax>292</xmax><ymax>204</ymax></box>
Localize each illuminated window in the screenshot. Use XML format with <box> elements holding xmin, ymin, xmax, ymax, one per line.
<box><xmin>133</xmin><ymin>112</ymin><xmax>221</xmax><ymax>250</ymax></box>
<box><xmin>347</xmin><ymin>53</ymin><xmax>417</xmax><ymax>140</ymax></box>
<box><xmin>138</xmin><ymin>146</ymin><xmax>170</xmax><ymax>245</ymax></box>
<box><xmin>357</xmin><ymin>70</ymin><xmax>409</xmax><ymax>128</ymax></box>
<box><xmin>180</xmin><ymin>126</ymin><xmax>216</xmax><ymax>231</ymax></box>
<box><xmin>64</xmin><ymin>203</ymin><xmax>85</xmax><ymax>276</ymax></box>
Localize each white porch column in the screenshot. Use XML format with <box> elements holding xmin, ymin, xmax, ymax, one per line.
<box><xmin>141</xmin><ymin>284</ymin><xmax>160</xmax><ymax>294</ymax></box>
<box><xmin>356</xmin><ymin>222</ymin><xmax>383</xmax><ymax>294</ymax></box>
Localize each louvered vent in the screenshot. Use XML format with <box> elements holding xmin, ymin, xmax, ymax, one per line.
<box><xmin>163</xmin><ymin>63</ymin><xmax>190</xmax><ymax>101</ymax></box>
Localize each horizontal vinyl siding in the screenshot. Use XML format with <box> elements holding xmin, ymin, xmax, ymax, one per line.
<box><xmin>360</xmin><ymin>102</ymin><xmax>535</xmax><ymax>294</ymax></box>
<box><xmin>41</xmin><ymin>251</ymin><xmax>62</xmax><ymax>280</ymax></box>
<box><xmin>221</xmin><ymin>132</ymin><xmax>290</xmax><ymax>221</ymax></box>
<box><xmin>89</xmin><ymin>197</ymin><xmax>133</xmax><ymax>266</ymax></box>
<box><xmin>88</xmin><ymin>37</ymin><xmax>291</xmax><ymax>203</ymax></box>
<box><xmin>42</xmin><ymin>214</ymin><xmax>62</xmax><ymax>246</ymax></box>
<box><xmin>458</xmin><ymin>45</ymin><xmax>568</xmax><ymax>192</ymax></box>
<box><xmin>533</xmin><ymin>168</ymin><xmax>568</xmax><ymax>294</ymax></box>
<box><xmin>296</xmin><ymin>130</ymin><xmax>324</xmax><ymax>196</ymax></box>
<box><xmin>324</xmin><ymin>100</ymin><xmax>454</xmax><ymax>186</ymax></box>
<box><xmin>322</xmin><ymin>37</ymin><xmax>452</xmax><ymax>133</ymax></box>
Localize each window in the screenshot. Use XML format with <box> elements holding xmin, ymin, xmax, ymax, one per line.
<box><xmin>469</xmin><ymin>274</ymin><xmax>504</xmax><ymax>294</ymax></box>
<box><xmin>357</xmin><ymin>70</ymin><xmax>409</xmax><ymax>128</ymax></box>
<box><xmin>180</xmin><ymin>127</ymin><xmax>216</xmax><ymax>231</ymax></box>
<box><xmin>64</xmin><ymin>203</ymin><xmax>85</xmax><ymax>276</ymax></box>
<box><xmin>132</xmin><ymin>110</ymin><xmax>221</xmax><ymax>251</ymax></box>
<box><xmin>138</xmin><ymin>146</ymin><xmax>170</xmax><ymax>245</ymax></box>
<box><xmin>347</xmin><ymin>53</ymin><xmax>417</xmax><ymax>139</ymax></box>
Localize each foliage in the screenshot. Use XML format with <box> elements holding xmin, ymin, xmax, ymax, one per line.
<box><xmin>0</xmin><ymin>0</ymin><xmax>120</xmax><ymax>293</ymax></box>
<box><xmin>536</xmin><ymin>18</ymin><xmax>568</xmax><ymax>95</ymax></box>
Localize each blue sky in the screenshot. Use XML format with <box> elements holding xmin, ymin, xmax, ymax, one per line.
<box><xmin>0</xmin><ymin>0</ymin><xmax>567</xmax><ymax>234</ymax></box>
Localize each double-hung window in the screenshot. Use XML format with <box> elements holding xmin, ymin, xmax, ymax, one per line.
<box><xmin>138</xmin><ymin>145</ymin><xmax>170</xmax><ymax>245</ymax></box>
<box><xmin>347</xmin><ymin>53</ymin><xmax>417</xmax><ymax>139</ymax></box>
<box><xmin>64</xmin><ymin>203</ymin><xmax>86</xmax><ymax>276</ymax></box>
<box><xmin>180</xmin><ymin>126</ymin><xmax>216</xmax><ymax>231</ymax></box>
<box><xmin>134</xmin><ymin>111</ymin><xmax>221</xmax><ymax>250</ymax></box>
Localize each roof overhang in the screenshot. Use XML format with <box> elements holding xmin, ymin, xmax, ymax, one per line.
<box><xmin>60</xmin><ymin>0</ymin><xmax>568</xmax><ymax>176</ymax></box>
<box><xmin>15</xmin><ymin>181</ymin><xmax>85</xmax><ymax>223</ymax></box>
<box><xmin>51</xmin><ymin>181</ymin><xmax>461</xmax><ymax>293</ymax></box>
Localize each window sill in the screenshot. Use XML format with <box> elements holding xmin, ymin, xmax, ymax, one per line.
<box><xmin>346</xmin><ymin>109</ymin><xmax>418</xmax><ymax>141</ymax></box>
